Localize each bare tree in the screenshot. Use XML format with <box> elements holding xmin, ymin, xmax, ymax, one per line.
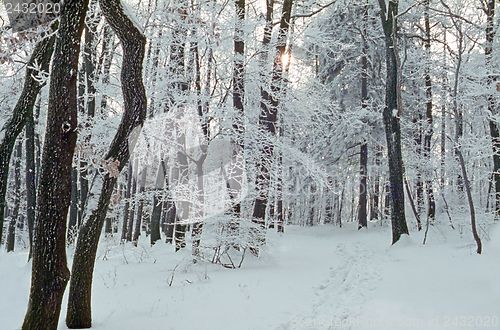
<box><xmin>376</xmin><ymin>0</ymin><xmax>409</xmax><ymax>243</ymax></box>
<box><xmin>65</xmin><ymin>0</ymin><xmax>147</xmax><ymax>327</ymax></box>
<box><xmin>0</xmin><ymin>34</ymin><xmax>55</xmax><ymax>247</ymax></box>
<box><xmin>22</xmin><ymin>1</ymin><xmax>89</xmax><ymax>328</ymax></box>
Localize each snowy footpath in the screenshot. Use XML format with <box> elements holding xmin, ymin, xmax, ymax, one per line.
<box><xmin>1</xmin><ymin>222</ymin><xmax>499</xmax><ymax>330</ymax></box>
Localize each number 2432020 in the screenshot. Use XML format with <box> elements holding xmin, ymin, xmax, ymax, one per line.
<box><xmin>5</xmin><ymin>2</ymin><xmax>61</xmax><ymax>15</ymax></box>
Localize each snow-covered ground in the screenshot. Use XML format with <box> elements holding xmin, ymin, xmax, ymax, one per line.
<box><xmin>1</xmin><ymin>221</ymin><xmax>499</xmax><ymax>330</ymax></box>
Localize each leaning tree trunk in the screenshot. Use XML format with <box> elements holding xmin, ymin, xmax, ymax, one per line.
<box><xmin>377</xmin><ymin>0</ymin><xmax>409</xmax><ymax>244</ymax></box>
<box><xmin>0</xmin><ymin>34</ymin><xmax>55</xmax><ymax>245</ymax></box>
<box><xmin>22</xmin><ymin>1</ymin><xmax>89</xmax><ymax>329</ymax></box>
<box><xmin>66</xmin><ymin>0</ymin><xmax>147</xmax><ymax>328</ymax></box>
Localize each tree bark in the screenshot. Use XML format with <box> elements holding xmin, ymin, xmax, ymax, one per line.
<box><xmin>121</xmin><ymin>162</ymin><xmax>133</xmax><ymax>240</ymax></box>
<box><xmin>133</xmin><ymin>168</ymin><xmax>148</xmax><ymax>244</ymax></box>
<box><xmin>22</xmin><ymin>1</ymin><xmax>89</xmax><ymax>329</ymax></box>
<box><xmin>78</xmin><ymin>22</ymin><xmax>99</xmax><ymax>230</ymax></box>
<box><xmin>423</xmin><ymin>0</ymin><xmax>435</xmax><ymax>224</ymax></box>
<box><xmin>126</xmin><ymin>159</ymin><xmax>138</xmax><ymax>242</ymax></box>
<box><xmin>66</xmin><ymin>0</ymin><xmax>147</xmax><ymax>327</ymax></box>
<box><xmin>252</xmin><ymin>0</ymin><xmax>293</xmax><ymax>253</ymax></box>
<box><xmin>0</xmin><ymin>34</ymin><xmax>55</xmax><ymax>245</ymax></box>
<box><xmin>357</xmin><ymin>0</ymin><xmax>369</xmax><ymax>229</ymax></box>
<box><xmin>377</xmin><ymin>0</ymin><xmax>409</xmax><ymax>243</ymax></box>
<box><xmin>25</xmin><ymin>96</ymin><xmax>36</xmax><ymax>259</ymax></box>
<box><xmin>150</xmin><ymin>160</ymin><xmax>165</xmax><ymax>245</ymax></box>
<box><xmin>485</xmin><ymin>0</ymin><xmax>498</xmax><ymax>218</ymax></box>
<box><xmin>6</xmin><ymin>141</ymin><xmax>22</xmax><ymax>252</ymax></box>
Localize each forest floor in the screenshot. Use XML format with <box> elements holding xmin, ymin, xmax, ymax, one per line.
<box><xmin>1</xmin><ymin>218</ymin><xmax>500</xmax><ymax>330</ymax></box>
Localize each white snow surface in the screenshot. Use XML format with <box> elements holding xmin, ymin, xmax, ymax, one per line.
<box><xmin>1</xmin><ymin>223</ymin><xmax>499</xmax><ymax>330</ymax></box>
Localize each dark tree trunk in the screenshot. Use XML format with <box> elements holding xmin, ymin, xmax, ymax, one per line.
<box><xmin>168</xmin><ymin>1</ymin><xmax>188</xmax><ymax>250</ymax></box>
<box><xmin>485</xmin><ymin>0</ymin><xmax>498</xmax><ymax>218</ymax></box>
<box><xmin>99</xmin><ymin>25</ymin><xmax>114</xmax><ymax>112</ymax></box>
<box><xmin>78</xmin><ymin>22</ymin><xmax>99</xmax><ymax>229</ymax></box>
<box><xmin>65</xmin><ymin>0</ymin><xmax>147</xmax><ymax>327</ymax></box>
<box><xmin>377</xmin><ymin>0</ymin><xmax>409</xmax><ymax>244</ymax></box>
<box><xmin>25</xmin><ymin>97</ymin><xmax>36</xmax><ymax>259</ymax></box>
<box><xmin>358</xmin><ymin>142</ymin><xmax>368</xmax><ymax>229</ymax></box>
<box><xmin>22</xmin><ymin>1</ymin><xmax>89</xmax><ymax>329</ymax></box>
<box><xmin>192</xmin><ymin>159</ymin><xmax>207</xmax><ymax>257</ymax></box>
<box><xmin>150</xmin><ymin>160</ymin><xmax>165</xmax><ymax>245</ymax></box>
<box><xmin>6</xmin><ymin>141</ymin><xmax>22</xmax><ymax>252</ymax></box>
<box><xmin>121</xmin><ymin>162</ymin><xmax>133</xmax><ymax>240</ymax></box>
<box><xmin>276</xmin><ymin>151</ymin><xmax>284</xmax><ymax>233</ymax></box>
<box><xmin>423</xmin><ymin>0</ymin><xmax>435</xmax><ymax>224</ymax></box>
<box><xmin>252</xmin><ymin>0</ymin><xmax>292</xmax><ymax>253</ymax></box>
<box><xmin>133</xmin><ymin>168</ymin><xmax>147</xmax><ymax>244</ymax></box>
<box><xmin>163</xmin><ymin>184</ymin><xmax>177</xmax><ymax>244</ymax></box>
<box><xmin>126</xmin><ymin>160</ymin><xmax>138</xmax><ymax>242</ymax></box>
<box><xmin>68</xmin><ymin>167</ymin><xmax>79</xmax><ymax>243</ymax></box>
<box><xmin>0</xmin><ymin>34</ymin><xmax>55</xmax><ymax>245</ymax></box>
<box><xmin>225</xmin><ymin>0</ymin><xmax>246</xmax><ymax>229</ymax></box>
<box><xmin>449</xmin><ymin>20</ymin><xmax>481</xmax><ymax>254</ymax></box>
<box><xmin>173</xmin><ymin>147</ymin><xmax>189</xmax><ymax>251</ymax></box>
<box><xmin>370</xmin><ymin>145</ymin><xmax>382</xmax><ymax>220</ymax></box>
<box><xmin>357</xmin><ymin>2</ymin><xmax>369</xmax><ymax>229</ymax></box>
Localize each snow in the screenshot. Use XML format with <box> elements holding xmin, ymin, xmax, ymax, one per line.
<box><xmin>1</xmin><ymin>222</ymin><xmax>499</xmax><ymax>330</ymax></box>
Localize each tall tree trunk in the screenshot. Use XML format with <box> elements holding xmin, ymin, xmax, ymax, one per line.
<box><xmin>22</xmin><ymin>1</ymin><xmax>89</xmax><ymax>329</ymax></box>
<box><xmin>377</xmin><ymin>0</ymin><xmax>409</xmax><ymax>244</ymax></box>
<box><xmin>78</xmin><ymin>21</ymin><xmax>99</xmax><ymax>229</ymax></box>
<box><xmin>168</xmin><ymin>1</ymin><xmax>189</xmax><ymax>249</ymax></box>
<box><xmin>25</xmin><ymin>96</ymin><xmax>36</xmax><ymax>259</ymax></box>
<box><xmin>485</xmin><ymin>0</ymin><xmax>498</xmax><ymax>218</ymax></box>
<box><xmin>227</xmin><ymin>0</ymin><xmax>246</xmax><ymax>223</ymax></box>
<box><xmin>423</xmin><ymin>0</ymin><xmax>435</xmax><ymax>224</ymax></box>
<box><xmin>357</xmin><ymin>0</ymin><xmax>369</xmax><ymax>229</ymax></box>
<box><xmin>252</xmin><ymin>0</ymin><xmax>293</xmax><ymax>254</ymax></box>
<box><xmin>450</xmin><ymin>19</ymin><xmax>481</xmax><ymax>254</ymax></box>
<box><xmin>440</xmin><ymin>31</ymin><xmax>448</xmax><ymax>188</ymax></box>
<box><xmin>0</xmin><ymin>34</ymin><xmax>55</xmax><ymax>245</ymax></box>
<box><xmin>66</xmin><ymin>0</ymin><xmax>147</xmax><ymax>327</ymax></box>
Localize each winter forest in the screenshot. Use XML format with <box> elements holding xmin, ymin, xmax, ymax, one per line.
<box><xmin>0</xmin><ymin>0</ymin><xmax>499</xmax><ymax>329</ymax></box>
